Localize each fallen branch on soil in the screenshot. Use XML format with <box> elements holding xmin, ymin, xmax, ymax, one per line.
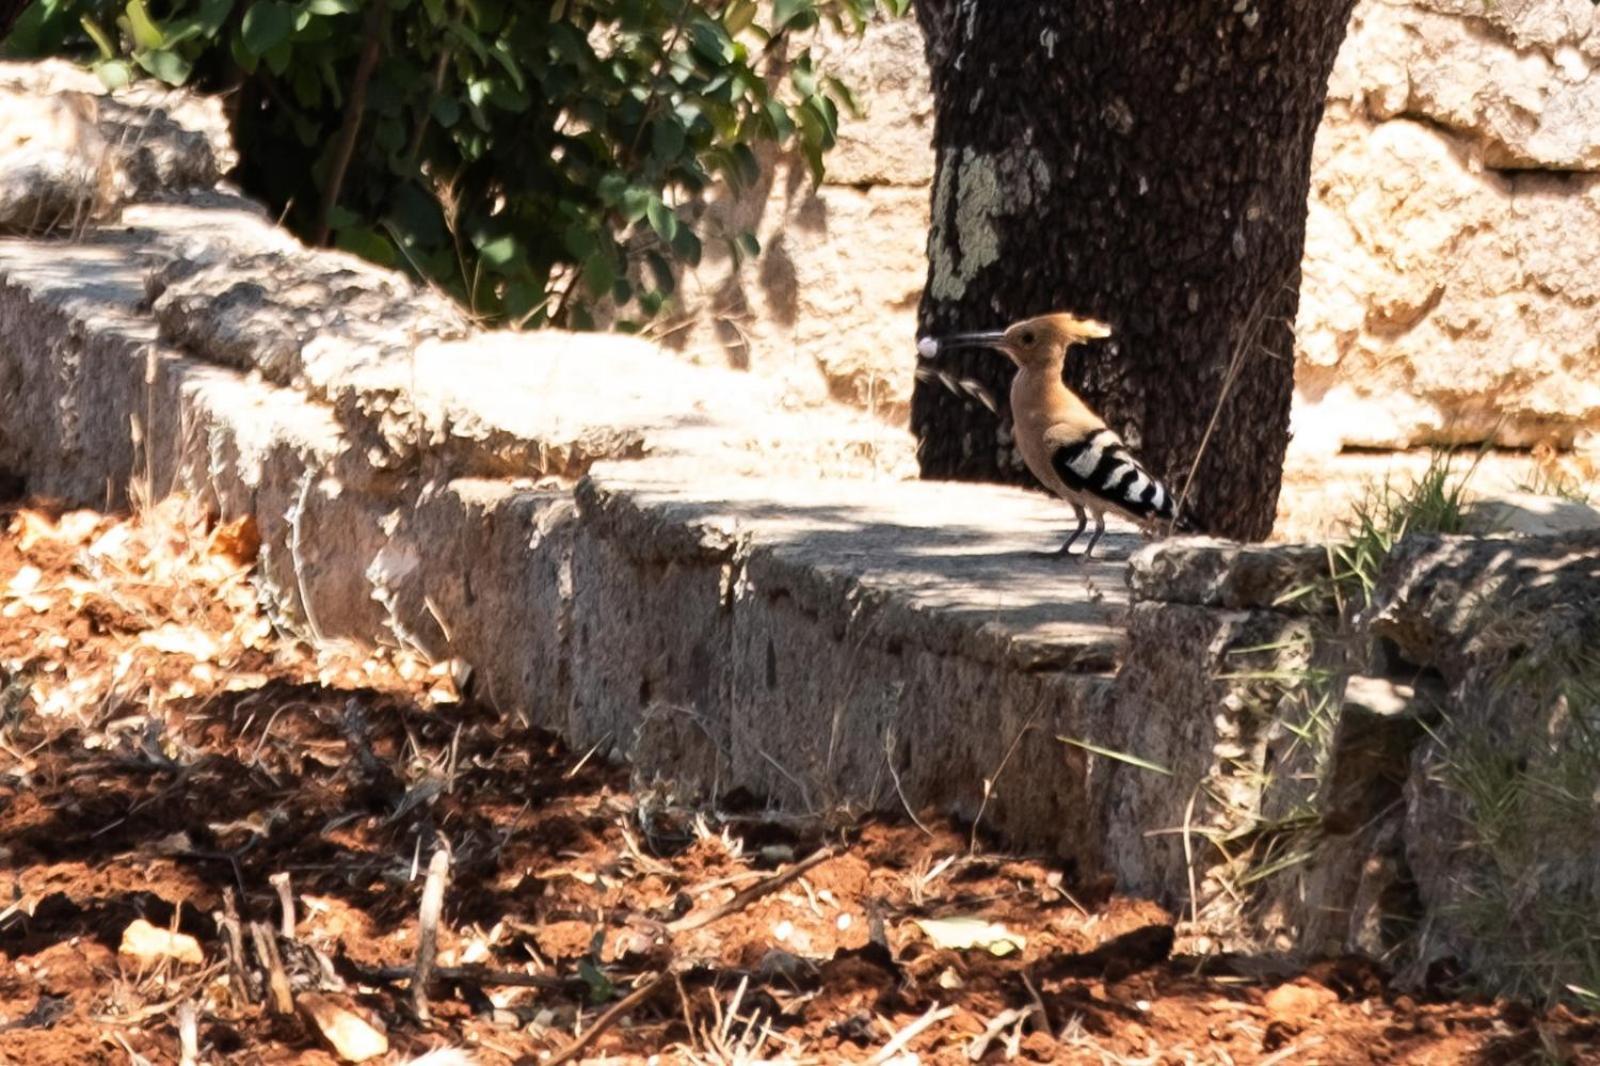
<box><xmin>413</xmin><ymin>840</ymin><xmax>453</xmax><ymax>1022</ymax></box>
<box><xmin>543</xmin><ymin>972</ymin><xmax>670</xmax><ymax>1066</ymax></box>
<box><xmin>667</xmin><ymin>846</ymin><xmax>835</xmax><ymax>934</ymax></box>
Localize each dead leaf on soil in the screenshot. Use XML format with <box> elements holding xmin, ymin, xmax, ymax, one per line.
<box><xmin>138</xmin><ymin>623</ymin><xmax>220</xmax><ymax>662</ymax></box>
<box><xmin>119</xmin><ymin>919</ymin><xmax>204</xmax><ymax>966</ymax></box>
<box><xmin>299</xmin><ymin>993</ymin><xmax>391</xmax><ymax>1063</ymax></box>
<box><xmin>208</xmin><ymin>514</ymin><xmax>261</xmax><ymax>568</ymax></box>
<box><xmin>913</xmin><ymin>916</ymin><xmax>1026</xmax><ymax>957</ymax></box>
<box><xmin>12</xmin><ymin>510</ymin><xmax>56</xmax><ymax>552</ymax></box>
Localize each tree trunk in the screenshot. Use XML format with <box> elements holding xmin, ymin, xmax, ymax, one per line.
<box><xmin>912</xmin><ymin>1</ymin><xmax>1354</xmax><ymax>541</ymax></box>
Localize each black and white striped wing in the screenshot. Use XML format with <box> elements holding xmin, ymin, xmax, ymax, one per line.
<box><xmin>1050</xmin><ymin>429</ymin><xmax>1188</xmax><ymax>528</ymax></box>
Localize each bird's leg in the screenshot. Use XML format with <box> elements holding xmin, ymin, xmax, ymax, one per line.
<box><xmin>1054</xmin><ymin>502</ymin><xmax>1089</xmax><ymax>558</ymax></box>
<box><xmin>1081</xmin><ymin>510</ymin><xmax>1108</xmax><ymax>559</ymax></box>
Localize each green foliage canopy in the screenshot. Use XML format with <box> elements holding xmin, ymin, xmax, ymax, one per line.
<box><xmin>6</xmin><ymin>0</ymin><xmax>907</xmax><ymax>327</ymax></box>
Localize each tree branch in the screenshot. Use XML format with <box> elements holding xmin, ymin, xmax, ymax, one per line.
<box><xmin>312</xmin><ymin>0</ymin><xmax>388</xmax><ymax>247</ymax></box>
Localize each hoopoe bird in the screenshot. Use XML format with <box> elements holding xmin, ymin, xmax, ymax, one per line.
<box><xmin>917</xmin><ymin>312</ymin><xmax>1194</xmax><ymax>559</ymax></box>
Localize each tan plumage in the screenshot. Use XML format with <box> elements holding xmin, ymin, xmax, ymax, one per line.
<box><xmin>916</xmin><ymin>312</ymin><xmax>1193</xmax><ymax>559</ymax></box>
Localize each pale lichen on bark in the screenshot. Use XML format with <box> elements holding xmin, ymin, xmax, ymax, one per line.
<box><xmin>928</xmin><ymin>144</ymin><xmax>1050</xmax><ymax>304</ymax></box>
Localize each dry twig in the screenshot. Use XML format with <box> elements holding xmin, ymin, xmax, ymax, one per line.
<box><xmin>269</xmin><ymin>871</ymin><xmax>296</xmax><ymax>939</ymax></box>
<box><xmin>249</xmin><ymin>922</ymin><xmax>294</xmax><ymax>1016</ymax></box>
<box><xmin>668</xmin><ymin>846</ymin><xmax>835</xmax><ymax>935</ymax></box>
<box><xmin>176</xmin><ymin>1000</ymin><xmax>199</xmax><ymax>1066</ymax></box>
<box><xmin>414</xmin><ymin>839</ymin><xmax>453</xmax><ymax>1022</ymax></box>
<box><xmin>215</xmin><ymin>886</ymin><xmax>251</xmax><ymax>1005</ymax></box>
<box><xmin>867</xmin><ymin>1003</ymin><xmax>953</xmax><ymax>1064</ymax></box>
<box><xmin>544</xmin><ymin>972</ymin><xmax>669</xmax><ymax>1066</ymax></box>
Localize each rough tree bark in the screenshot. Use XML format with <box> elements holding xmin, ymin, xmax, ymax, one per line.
<box><xmin>912</xmin><ymin>1</ymin><xmax>1355</xmax><ymax>540</ymax></box>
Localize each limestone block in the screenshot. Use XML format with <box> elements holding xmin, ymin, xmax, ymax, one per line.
<box><xmin>1461</xmin><ymin>491</ymin><xmax>1600</xmax><ymax>536</ymax></box>
<box><xmin>1294</xmin><ymin>109</ymin><xmax>1600</xmax><ymax>453</ymax></box>
<box><xmin>1127</xmin><ymin>540</ymin><xmax>1335</xmax><ymax>613</ymax></box>
<box><xmin>377</xmin><ymin>479</ymin><xmax>576</xmax><ymax>726</ymax></box>
<box><xmin>1329</xmin><ymin>0</ymin><xmax>1600</xmax><ymax>171</ymax></box>
<box><xmin>1369</xmin><ymin>529</ymin><xmax>1600</xmax><ymax>988</ymax></box>
<box><xmin>568</xmin><ymin>474</ymin><xmax>742</xmax><ymax>781</ymax></box>
<box><xmin>0</xmin><ymin>61</ymin><xmax>229</xmax><ymax>233</ymax></box>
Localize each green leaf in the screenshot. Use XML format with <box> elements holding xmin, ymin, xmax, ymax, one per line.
<box><xmin>241</xmin><ymin>1</ymin><xmax>294</xmax><ymax>56</ymax></box>
<box><xmin>771</xmin><ymin>0</ymin><xmax>816</xmax><ymax>31</ymax></box>
<box><xmin>334</xmin><ymin>226</ymin><xmax>399</xmax><ymax>268</ymax></box>
<box><xmin>562</xmin><ymin>223</ymin><xmax>597</xmax><ymax>260</ymax></box>
<box><xmin>646</xmin><ymin>198</ymin><xmax>678</xmax><ymax>243</ymax></box>
<box><xmin>790</xmin><ymin>56</ymin><xmax>817</xmax><ymax>98</ymax></box>
<box><xmin>736</xmin><ymin>232</ymin><xmax>760</xmax><ymax>259</ymax></box>
<box><xmin>731</xmin><ymin>143</ymin><xmax>760</xmax><ymax>187</ymax></box>
<box><xmin>824</xmin><ymin>74</ymin><xmax>863</xmax><ymax>119</ymax></box>
<box><xmin>193</xmin><ymin>0</ymin><xmax>236</xmax><ymax>37</ymax></box>
<box><xmin>125</xmin><ymin>0</ymin><xmax>165</xmax><ymax>50</ymax></box>
<box><xmin>687</xmin><ymin>17</ymin><xmax>734</xmax><ymax>65</ymax></box>
<box><xmin>135</xmin><ymin>48</ymin><xmax>193</xmax><ymax>85</ymax></box>
<box><xmin>670</xmin><ymin>225</ymin><xmax>701</xmax><ymax>267</ymax></box>
<box><xmin>430</xmin><ymin>95</ymin><xmax>460</xmax><ymax>128</ymax></box>
<box><xmin>650</xmin><ymin>119</ymin><xmax>685</xmax><ymax>164</ymax></box>
<box><xmin>92</xmin><ymin>58</ymin><xmax>135</xmax><ymax>90</ymax></box>
<box><xmin>304</xmin><ymin>0</ymin><xmax>359</xmax><ymax>14</ymax></box>
<box><xmin>646</xmin><ymin>251</ymin><xmax>676</xmax><ymax>296</ymax></box>
<box><xmin>80</xmin><ymin>15</ymin><xmax>117</xmax><ymax>60</ymax></box>
<box><xmin>476</xmin><ymin>234</ymin><xmax>520</xmax><ymax>269</ymax></box>
<box><xmin>724</xmin><ymin>0</ymin><xmax>756</xmax><ymax>36</ymax></box>
<box><xmin>582</xmin><ymin>249</ymin><xmax>616</xmax><ymax>298</ymax></box>
<box><xmin>325</xmin><ymin>204</ymin><xmax>361</xmax><ymax>230</ymax></box>
<box><xmin>620</xmin><ymin>186</ymin><xmax>653</xmax><ymax>224</ymax></box>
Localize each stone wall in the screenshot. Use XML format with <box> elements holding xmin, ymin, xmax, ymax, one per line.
<box><xmin>3</xmin><ymin>61</ymin><xmax>1598</xmax><ymax>993</ymax></box>
<box><xmin>664</xmin><ymin>3</ymin><xmax>1600</xmax><ymax>466</ymax></box>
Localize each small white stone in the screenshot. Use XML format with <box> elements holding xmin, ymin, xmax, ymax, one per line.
<box><xmin>916</xmin><ymin>337</ymin><xmax>939</xmax><ymax>359</ymax></box>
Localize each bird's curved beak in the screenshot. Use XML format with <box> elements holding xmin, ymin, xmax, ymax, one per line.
<box><xmin>915</xmin><ymin>330</ymin><xmax>1008</xmax><ymax>360</ymax></box>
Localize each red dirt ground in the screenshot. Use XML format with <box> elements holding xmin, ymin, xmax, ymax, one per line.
<box><xmin>0</xmin><ymin>498</ymin><xmax>1595</xmax><ymax>1064</ymax></box>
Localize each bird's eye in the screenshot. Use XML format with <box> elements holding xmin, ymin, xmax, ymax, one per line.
<box><xmin>1020</xmin><ymin>330</ymin><xmax>1037</xmax><ymax>346</ymax></box>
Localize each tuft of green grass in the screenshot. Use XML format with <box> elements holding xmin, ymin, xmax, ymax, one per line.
<box><xmin>1325</xmin><ymin>446</ymin><xmax>1483</xmax><ymax>610</ymax></box>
